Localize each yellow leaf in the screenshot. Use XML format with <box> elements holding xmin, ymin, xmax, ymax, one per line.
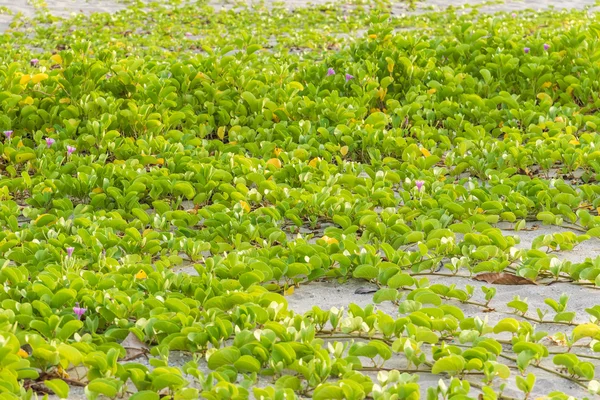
<box><xmin>340</xmin><ymin>146</ymin><xmax>349</xmax><ymax>156</ymax></box>
<box><xmin>541</xmin><ymin>81</ymin><xmax>552</xmax><ymax>89</ymax></box>
<box><xmin>156</xmin><ymin>158</ymin><xmax>165</xmax><ymax>165</ymax></box>
<box><xmin>573</xmin><ymin>323</ymin><xmax>600</xmax><ymax>343</ymax></box>
<box><xmin>217</xmin><ymin>126</ymin><xmax>225</xmax><ymax>140</ymax></box>
<box><xmin>420</xmin><ymin>148</ymin><xmax>431</xmax><ymax>157</ymax></box>
<box><xmin>427</xmin><ymin>88</ymin><xmax>437</xmax><ymax>94</ymax></box>
<box><xmin>50</xmin><ymin>54</ymin><xmax>63</xmax><ymax>64</ymax></box>
<box><xmin>229</xmin><ymin>141</ymin><xmax>237</xmax><ymax>145</ymax></box>
<box><xmin>266</xmin><ymin>158</ymin><xmax>282</xmax><ymax>168</ymax></box>
<box><xmin>20</xmin><ymin>75</ymin><xmax>31</xmax><ymax>85</ymax></box>
<box><xmin>56</xmin><ymin>364</ymin><xmax>69</xmax><ymax>378</ymax></box>
<box><xmin>308</xmin><ymin>157</ymin><xmax>320</xmax><ymax>168</ymax></box>
<box><xmin>368</xmin><ymin>34</ymin><xmax>377</xmax><ymax>39</ymax></box>
<box><xmin>288</xmin><ymin>81</ymin><xmax>304</xmax><ymax>91</ymax></box>
<box><xmin>42</xmin><ymin>187</ymin><xmax>53</xmax><ymax>193</ymax></box>
<box><xmin>554</xmin><ymin>116</ymin><xmax>565</xmax><ymax>123</ymax></box>
<box><xmin>284</xmin><ymin>286</ymin><xmax>295</xmax><ymax>296</ymax></box>
<box><xmin>240</xmin><ymin>200</ymin><xmax>250</xmax><ymax>213</ymax></box>
<box><xmin>59</xmin><ymin>98</ymin><xmax>71</xmax><ymax>104</ymax></box>
<box><xmin>17</xmin><ymin>349</ymin><xmax>28</xmax><ymax>358</ymax></box>
<box><xmin>322</xmin><ymin>235</ymin><xmax>339</xmax><ymax>245</ymax></box>
<box><xmin>92</xmin><ymin>188</ymin><xmax>104</xmax><ymax>194</ymax></box>
<box><xmin>135</xmin><ymin>270</ymin><xmax>148</xmax><ymax>279</ymax></box>
<box><xmin>274</xmin><ymin>147</ymin><xmax>283</xmax><ymax>157</ymax></box>
<box><xmin>21</xmin><ymin>96</ymin><xmax>34</xmax><ymax>105</ymax></box>
<box><xmin>31</xmin><ymin>73</ymin><xmax>49</xmax><ymax>84</ymax></box>
<box><xmin>17</xmin><ymin>140</ymin><xmax>23</xmax><ymax>148</ymax></box>
<box><xmin>569</xmin><ymin>139</ymin><xmax>579</xmax><ymax>145</ymax></box>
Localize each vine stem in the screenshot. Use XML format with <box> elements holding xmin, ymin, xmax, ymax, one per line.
<box><xmin>467</xmin><ymin>380</ymin><xmax>520</xmax><ymax>400</ymax></box>
<box><xmin>548</xmin><ymin>351</ymin><xmax>600</xmax><ymax>361</ymax></box>
<box><xmin>497</xmin><ymin>354</ymin><xmax>588</xmax><ymax>389</ymax></box>
<box><xmin>451</xmin><ymin>298</ymin><xmax>577</xmax><ymax>326</ymax></box>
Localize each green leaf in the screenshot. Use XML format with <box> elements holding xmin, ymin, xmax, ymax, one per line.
<box><xmin>536</xmin><ymin>211</ymin><xmax>556</xmax><ymax>225</ymax></box>
<box><xmin>50</xmin><ymin>289</ymin><xmax>77</xmax><ymax>308</ymax></box>
<box><xmin>313</xmin><ymin>384</ymin><xmax>344</xmax><ymax>400</ymax></box>
<box><xmin>173</xmin><ymin>182</ymin><xmax>196</xmax><ymax>200</ymax></box>
<box><xmin>431</xmin><ymin>354</ymin><xmax>466</xmax><ymax>376</ymax></box>
<box><xmin>207</xmin><ymin>347</ymin><xmax>240</xmax><ymax>370</ymax></box>
<box><xmin>553</xmin><ymin>353</ymin><xmax>578</xmax><ymax>369</ymax></box>
<box><xmin>233</xmin><ymin>355</ymin><xmax>261</xmax><ymax>373</ymax></box>
<box><xmin>352</xmin><ymin>265</ymin><xmax>378</xmax><ymax>280</ymax></box>
<box><xmin>573</xmin><ymin>323</ymin><xmax>600</xmax><ymax>343</ymax></box>
<box><xmin>373</xmin><ymin>288</ymin><xmax>399</xmax><ymax>303</ymax></box>
<box><xmin>493</xmin><ymin>318</ymin><xmax>520</xmax><ymax>334</ymax></box>
<box><xmin>364</xmin><ymin>112</ymin><xmax>388</xmax><ymax>129</ymax></box>
<box><xmin>57</xmin><ymin>320</ymin><xmax>83</xmax><ymax>341</ymax></box>
<box><xmin>15</xmin><ymin>151</ymin><xmax>36</xmax><ymax>163</ymax></box>
<box><xmin>130</xmin><ymin>392</ymin><xmax>160</xmax><ymax>400</ymax></box>
<box><xmin>35</xmin><ymin>213</ymin><xmax>57</xmax><ymax>227</ymax></box>
<box><xmin>87</xmin><ymin>378</ymin><xmax>120</xmax><ymax>398</ymax></box>
<box><xmin>45</xmin><ymin>379</ymin><xmax>69</xmax><ymax>399</ymax></box>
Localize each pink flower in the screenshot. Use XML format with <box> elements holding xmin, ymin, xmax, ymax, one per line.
<box><xmin>45</xmin><ymin>137</ymin><xmax>55</xmax><ymax>148</ymax></box>
<box><xmin>73</xmin><ymin>302</ymin><xmax>86</xmax><ymax>320</ymax></box>
<box><xmin>345</xmin><ymin>73</ymin><xmax>354</xmax><ymax>81</ymax></box>
<box><xmin>66</xmin><ymin>247</ymin><xmax>74</xmax><ymax>257</ymax></box>
<box><xmin>511</xmin><ymin>12</ymin><xmax>516</xmax><ymax>17</ymax></box>
<box><xmin>30</xmin><ymin>59</ymin><xmax>39</xmax><ymax>67</ymax></box>
<box><xmin>327</xmin><ymin>68</ymin><xmax>335</xmax><ymax>76</ymax></box>
<box><xmin>3</xmin><ymin>130</ymin><xmax>12</xmax><ymax>138</ymax></box>
<box><xmin>543</xmin><ymin>43</ymin><xmax>550</xmax><ymax>51</ymax></box>
<box><xmin>67</xmin><ymin>145</ymin><xmax>76</xmax><ymax>155</ymax></box>
<box><xmin>185</xmin><ymin>32</ymin><xmax>193</xmax><ymax>37</ymax></box>
<box><xmin>415</xmin><ymin>180</ymin><xmax>424</xmax><ymax>191</ymax></box>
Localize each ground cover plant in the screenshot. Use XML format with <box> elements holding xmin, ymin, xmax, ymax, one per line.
<box><xmin>3</xmin><ymin>0</ymin><xmax>600</xmax><ymax>398</ymax></box>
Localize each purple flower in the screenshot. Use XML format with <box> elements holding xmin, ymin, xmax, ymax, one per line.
<box><xmin>67</xmin><ymin>145</ymin><xmax>76</xmax><ymax>155</ymax></box>
<box><xmin>30</xmin><ymin>58</ymin><xmax>39</xmax><ymax>67</ymax></box>
<box><xmin>345</xmin><ymin>73</ymin><xmax>354</xmax><ymax>81</ymax></box>
<box><xmin>73</xmin><ymin>302</ymin><xmax>86</xmax><ymax>320</ymax></box>
<box><xmin>66</xmin><ymin>246</ymin><xmax>74</xmax><ymax>257</ymax></box>
<box><xmin>523</xmin><ymin>47</ymin><xmax>530</xmax><ymax>54</ymax></box>
<box><xmin>3</xmin><ymin>130</ymin><xmax>12</xmax><ymax>139</ymax></box>
<box><xmin>544</xmin><ymin>43</ymin><xmax>550</xmax><ymax>51</ymax></box>
<box><xmin>327</xmin><ymin>67</ymin><xmax>335</xmax><ymax>76</ymax></box>
<box><xmin>45</xmin><ymin>137</ymin><xmax>55</xmax><ymax>148</ymax></box>
<box><xmin>415</xmin><ymin>180</ymin><xmax>424</xmax><ymax>191</ymax></box>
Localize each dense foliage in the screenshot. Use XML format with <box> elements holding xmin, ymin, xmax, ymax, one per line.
<box><xmin>2</xmin><ymin>0</ymin><xmax>600</xmax><ymax>398</ymax></box>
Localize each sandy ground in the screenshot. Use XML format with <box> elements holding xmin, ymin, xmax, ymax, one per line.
<box><xmin>3</xmin><ymin>0</ymin><xmax>599</xmax><ymax>399</ymax></box>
